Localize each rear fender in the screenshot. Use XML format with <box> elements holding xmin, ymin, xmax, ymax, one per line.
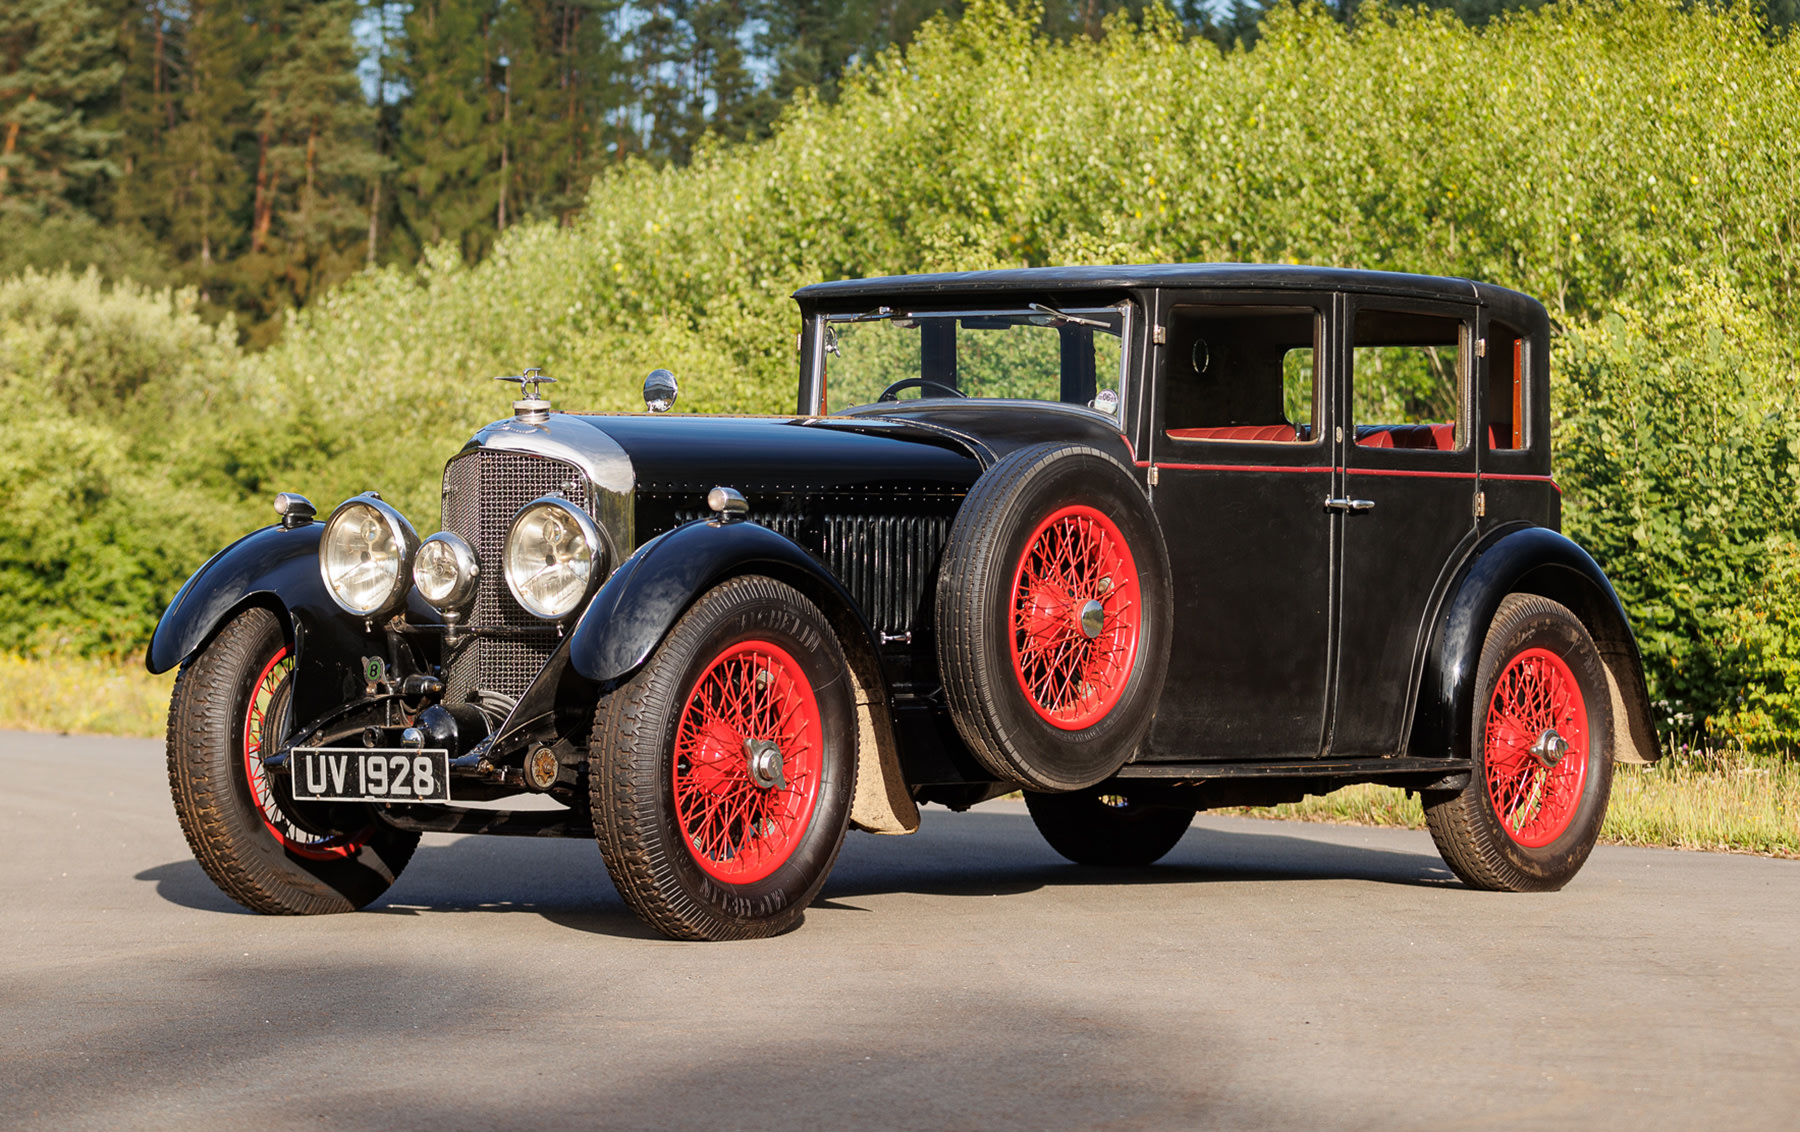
<box><xmin>566</xmin><ymin>519</ymin><xmax>919</xmax><ymax>833</ymax></box>
<box><xmin>145</xmin><ymin>523</ymin><xmax>410</xmax><ymax>729</ymax></box>
<box><xmin>1414</xmin><ymin>525</ymin><xmax>1658</xmax><ymax>765</ymax></box>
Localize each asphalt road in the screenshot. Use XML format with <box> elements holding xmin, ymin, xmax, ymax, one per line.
<box><xmin>3</xmin><ymin>730</ymin><xmax>1798</xmax><ymax>1131</ymax></box>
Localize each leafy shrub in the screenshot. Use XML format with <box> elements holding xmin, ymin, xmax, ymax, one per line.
<box><xmin>1556</xmin><ymin>275</ymin><xmax>1800</xmax><ymax>747</ymax></box>
<box><xmin>0</xmin><ymin>270</ymin><xmax>254</xmax><ymax>654</ymax></box>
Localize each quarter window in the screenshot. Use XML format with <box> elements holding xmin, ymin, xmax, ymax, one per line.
<box><xmin>1351</xmin><ymin>309</ymin><xmax>1467</xmax><ymax>451</ymax></box>
<box><xmin>1486</xmin><ymin>321</ymin><xmax>1526</xmax><ymax>450</ymax></box>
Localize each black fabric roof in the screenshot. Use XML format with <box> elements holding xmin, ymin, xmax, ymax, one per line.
<box><xmin>793</xmin><ymin>263</ymin><xmax>1526</xmax><ymax>308</ymax></box>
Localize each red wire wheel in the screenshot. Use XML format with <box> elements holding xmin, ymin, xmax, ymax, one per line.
<box><xmin>1008</xmin><ymin>504</ymin><xmax>1143</xmax><ymax>730</ymax></box>
<box><xmin>671</xmin><ymin>640</ymin><xmax>825</xmax><ymax>884</ymax></box>
<box><xmin>242</xmin><ymin>647</ymin><xmax>367</xmax><ymax>861</ymax></box>
<box><xmin>1482</xmin><ymin>647</ymin><xmax>1591</xmax><ymax>848</ymax></box>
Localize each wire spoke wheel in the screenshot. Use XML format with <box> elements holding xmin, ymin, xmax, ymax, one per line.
<box><xmin>938</xmin><ymin>443</ymin><xmax>1172</xmax><ymax>791</ymax></box>
<box><xmin>167</xmin><ymin>607</ymin><xmax>417</xmax><ymax>915</ymax></box>
<box><xmin>1483</xmin><ymin>647</ymin><xmax>1589</xmax><ymax>848</ymax></box>
<box><xmin>672</xmin><ymin>641</ymin><xmax>824</xmax><ymax>884</ymax></box>
<box><xmin>241</xmin><ymin>647</ymin><xmax>367</xmax><ymax>861</ymax></box>
<box><xmin>1423</xmin><ymin>593</ymin><xmax>1613</xmax><ymax>893</ymax></box>
<box><xmin>590</xmin><ymin>576</ymin><xmax>857</xmax><ymax>940</ymax></box>
<box><xmin>1009</xmin><ymin>504</ymin><xmax>1143</xmax><ymax>730</ymax></box>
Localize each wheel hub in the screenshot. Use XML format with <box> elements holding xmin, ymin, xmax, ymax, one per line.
<box><xmin>1077</xmin><ymin>599</ymin><xmax>1106</xmax><ymax>639</ymax></box>
<box><xmin>745</xmin><ymin>739</ymin><xmax>787</xmax><ymax>790</ymax></box>
<box><xmin>1530</xmin><ymin>727</ymin><xmax>1570</xmax><ymax>769</ymax></box>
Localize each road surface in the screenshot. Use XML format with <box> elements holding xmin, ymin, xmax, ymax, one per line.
<box><xmin>3</xmin><ymin>730</ymin><xmax>1797</xmax><ymax>1130</ymax></box>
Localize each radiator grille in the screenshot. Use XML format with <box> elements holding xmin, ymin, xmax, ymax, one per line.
<box><xmin>441</xmin><ymin>450</ymin><xmax>590</xmax><ymax>707</ymax></box>
<box><xmin>671</xmin><ymin>510</ymin><xmax>950</xmax><ymax>637</ymax></box>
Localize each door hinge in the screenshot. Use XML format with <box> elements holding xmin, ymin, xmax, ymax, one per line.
<box><xmin>1152</xmin><ymin>324</ymin><xmax>1167</xmax><ymax>345</ymax></box>
<box><xmin>1147</xmin><ymin>465</ymin><xmax>1160</xmax><ymax>486</ymax></box>
<box><xmin>1475</xmin><ymin>336</ymin><xmax>1488</xmax><ymax>358</ymax></box>
<box><xmin>1474</xmin><ymin>490</ymin><xmax>1487</xmax><ymax>517</ymax></box>
<box><xmin>1324</xmin><ymin>497</ymin><xmax>1375</xmax><ymax>513</ymax></box>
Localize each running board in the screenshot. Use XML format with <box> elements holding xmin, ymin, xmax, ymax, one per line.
<box><xmin>1113</xmin><ymin>757</ymin><xmax>1471</xmax><ymax>781</ymax></box>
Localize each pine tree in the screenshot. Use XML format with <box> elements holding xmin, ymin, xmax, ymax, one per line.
<box><xmin>398</xmin><ymin>0</ymin><xmax>504</xmax><ymax>262</ymax></box>
<box><xmin>241</xmin><ymin>0</ymin><xmax>384</xmax><ymax>314</ymax></box>
<box><xmin>0</xmin><ymin>0</ymin><xmax>123</xmax><ymax>222</ymax></box>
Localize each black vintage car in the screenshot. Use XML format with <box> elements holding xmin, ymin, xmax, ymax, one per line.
<box><xmin>150</xmin><ymin>264</ymin><xmax>1658</xmax><ymax>940</ymax></box>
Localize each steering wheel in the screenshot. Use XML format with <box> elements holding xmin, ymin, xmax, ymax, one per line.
<box><xmin>877</xmin><ymin>378</ymin><xmax>966</xmax><ymax>402</ymax></box>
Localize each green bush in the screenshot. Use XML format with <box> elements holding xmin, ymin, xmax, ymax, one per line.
<box><xmin>1556</xmin><ymin>274</ymin><xmax>1800</xmax><ymax>747</ymax></box>
<box><xmin>0</xmin><ymin>270</ymin><xmax>254</xmax><ymax>654</ymax></box>
<box><xmin>3</xmin><ymin>0</ymin><xmax>1798</xmax><ymax>748</ymax></box>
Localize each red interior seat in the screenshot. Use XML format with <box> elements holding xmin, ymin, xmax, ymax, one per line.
<box><xmin>1165</xmin><ymin>424</ymin><xmax>1299</xmax><ymax>443</ymax></box>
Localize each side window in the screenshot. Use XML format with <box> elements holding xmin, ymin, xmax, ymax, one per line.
<box><xmin>1162</xmin><ymin>305</ymin><xmax>1319</xmax><ymax>444</ymax></box>
<box><xmin>1352</xmin><ymin>309</ymin><xmax>1466</xmax><ymax>451</ymax></box>
<box><xmin>1486</xmin><ymin>321</ymin><xmax>1526</xmax><ymax>450</ymax></box>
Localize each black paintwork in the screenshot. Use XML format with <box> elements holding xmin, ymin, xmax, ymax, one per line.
<box><xmin>149</xmin><ymin>263</ymin><xmax>1657</xmax><ymax>837</ymax></box>
<box><xmin>568</xmin><ymin>518</ymin><xmax>878</xmax><ymax>686</ymax></box>
<box><xmin>1412</xmin><ymin>524</ymin><xmax>1655</xmax><ymax>764</ymax></box>
<box><xmin>144</xmin><ymin>522</ymin><xmax>439</xmax><ymax>732</ymax></box>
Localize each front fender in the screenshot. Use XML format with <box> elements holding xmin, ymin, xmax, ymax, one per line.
<box><xmin>1415</xmin><ymin>525</ymin><xmax>1658</xmax><ymax>765</ymax></box>
<box><xmin>569</xmin><ymin>518</ymin><xmax>877</xmax><ymax>687</ymax></box>
<box><xmin>145</xmin><ymin>523</ymin><xmax>395</xmax><ymax>728</ymax></box>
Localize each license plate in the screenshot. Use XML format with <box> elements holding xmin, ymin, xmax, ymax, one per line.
<box><xmin>293</xmin><ymin>748</ymin><xmax>451</xmax><ymax>803</ymax></box>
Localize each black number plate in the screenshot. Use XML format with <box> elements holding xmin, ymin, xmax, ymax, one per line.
<box><xmin>293</xmin><ymin>748</ymin><xmax>451</xmax><ymax>802</ymax></box>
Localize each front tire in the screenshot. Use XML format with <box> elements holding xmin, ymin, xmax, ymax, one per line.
<box><xmin>166</xmin><ymin>607</ymin><xmax>419</xmax><ymax>914</ymax></box>
<box><xmin>1025</xmin><ymin>788</ymin><xmax>1196</xmax><ymax>866</ymax></box>
<box><xmin>590</xmin><ymin>576</ymin><xmax>858</xmax><ymax>940</ymax></box>
<box><xmin>1425</xmin><ymin>594</ymin><xmax>1614</xmax><ymax>892</ymax></box>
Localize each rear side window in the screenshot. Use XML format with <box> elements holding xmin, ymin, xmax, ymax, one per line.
<box><xmin>1351</xmin><ymin>309</ymin><xmax>1467</xmax><ymax>452</ymax></box>
<box><xmin>1486</xmin><ymin>321</ymin><xmax>1526</xmax><ymax>450</ymax></box>
<box><xmin>1161</xmin><ymin>305</ymin><xmax>1320</xmax><ymax>444</ymax></box>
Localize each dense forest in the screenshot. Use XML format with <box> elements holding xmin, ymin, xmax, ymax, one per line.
<box><xmin>11</xmin><ymin>0</ymin><xmax>1796</xmax><ymax>341</ymax></box>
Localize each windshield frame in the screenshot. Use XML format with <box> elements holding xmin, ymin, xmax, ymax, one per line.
<box><xmin>800</xmin><ymin>301</ymin><xmax>1135</xmax><ymax>420</ymax></box>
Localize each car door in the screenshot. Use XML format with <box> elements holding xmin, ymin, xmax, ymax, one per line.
<box><xmin>1328</xmin><ymin>296</ymin><xmax>1480</xmax><ymax>756</ymax></box>
<box><xmin>1140</xmin><ymin>293</ymin><xmax>1335</xmax><ymax>762</ymax></box>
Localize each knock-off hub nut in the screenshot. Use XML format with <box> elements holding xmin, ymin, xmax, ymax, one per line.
<box><xmin>1531</xmin><ymin>728</ymin><xmax>1570</xmax><ymax>769</ymax></box>
<box><xmin>746</xmin><ymin>739</ymin><xmax>787</xmax><ymax>790</ymax></box>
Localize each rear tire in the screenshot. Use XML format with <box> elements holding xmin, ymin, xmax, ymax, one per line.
<box><xmin>166</xmin><ymin>607</ymin><xmax>418</xmax><ymax>914</ymax></box>
<box><xmin>1025</xmin><ymin>788</ymin><xmax>1196</xmax><ymax>866</ymax></box>
<box><xmin>590</xmin><ymin>576</ymin><xmax>858</xmax><ymax>940</ymax></box>
<box><xmin>937</xmin><ymin>443</ymin><xmax>1172</xmax><ymax>791</ymax></box>
<box><xmin>1425</xmin><ymin>594</ymin><xmax>1613</xmax><ymax>892</ymax></box>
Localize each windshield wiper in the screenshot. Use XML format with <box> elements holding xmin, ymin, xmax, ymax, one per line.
<box><xmin>826</xmin><ymin>306</ymin><xmax>895</xmax><ymax>323</ymax></box>
<box><xmin>1028</xmin><ymin>302</ymin><xmax>1110</xmax><ymax>330</ymax></box>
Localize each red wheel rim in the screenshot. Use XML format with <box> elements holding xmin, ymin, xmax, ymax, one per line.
<box><xmin>1483</xmin><ymin>647</ymin><xmax>1590</xmax><ymax>848</ymax></box>
<box><xmin>1009</xmin><ymin>505</ymin><xmax>1143</xmax><ymax>730</ymax></box>
<box><xmin>672</xmin><ymin>640</ymin><xmax>825</xmax><ymax>883</ymax></box>
<box><xmin>242</xmin><ymin>648</ymin><xmax>367</xmax><ymax>861</ymax></box>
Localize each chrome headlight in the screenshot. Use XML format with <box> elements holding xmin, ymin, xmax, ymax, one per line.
<box><xmin>503</xmin><ymin>496</ymin><xmax>607</xmax><ymax>620</ymax></box>
<box><xmin>412</xmin><ymin>531</ymin><xmax>479</xmax><ymax>615</ymax></box>
<box><xmin>319</xmin><ymin>495</ymin><xmax>419</xmax><ymax>618</ymax></box>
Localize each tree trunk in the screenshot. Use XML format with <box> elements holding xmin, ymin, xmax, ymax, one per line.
<box><xmin>366</xmin><ymin>175</ymin><xmax>381</xmax><ymax>266</ymax></box>
<box><xmin>251</xmin><ymin>126</ymin><xmax>271</xmax><ymax>252</ymax></box>
<box><xmin>0</xmin><ymin>113</ymin><xmax>21</xmax><ymax>195</ymax></box>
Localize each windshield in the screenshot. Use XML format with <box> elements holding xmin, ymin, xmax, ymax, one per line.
<box><xmin>819</xmin><ymin>305</ymin><xmax>1128</xmax><ymax>416</ymax></box>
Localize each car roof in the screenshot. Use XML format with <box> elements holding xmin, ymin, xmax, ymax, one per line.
<box><xmin>794</xmin><ymin>263</ymin><xmax>1527</xmax><ymax>307</ymax></box>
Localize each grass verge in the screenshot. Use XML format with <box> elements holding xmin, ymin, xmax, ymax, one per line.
<box><xmin>0</xmin><ymin>653</ymin><xmax>173</xmax><ymax>739</ymax></box>
<box><xmin>1223</xmin><ymin>750</ymin><xmax>1800</xmax><ymax>858</ymax></box>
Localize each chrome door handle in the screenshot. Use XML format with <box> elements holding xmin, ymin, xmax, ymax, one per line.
<box><xmin>1324</xmin><ymin>497</ymin><xmax>1375</xmax><ymax>513</ymax></box>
